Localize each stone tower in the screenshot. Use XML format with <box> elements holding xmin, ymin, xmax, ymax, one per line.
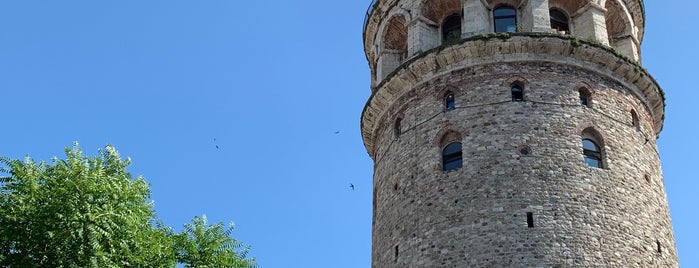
<box><xmin>361</xmin><ymin>0</ymin><xmax>678</xmax><ymax>267</ymax></box>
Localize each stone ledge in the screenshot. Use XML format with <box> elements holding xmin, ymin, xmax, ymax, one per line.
<box><xmin>360</xmin><ymin>33</ymin><xmax>665</xmax><ymax>158</ymax></box>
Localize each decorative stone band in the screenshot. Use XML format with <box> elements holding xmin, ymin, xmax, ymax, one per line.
<box><xmin>360</xmin><ymin>33</ymin><xmax>664</xmax><ymax>158</ymax></box>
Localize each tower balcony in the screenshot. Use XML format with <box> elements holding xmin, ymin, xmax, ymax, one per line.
<box><xmin>363</xmin><ymin>0</ymin><xmax>646</xmax><ymax>87</ymax></box>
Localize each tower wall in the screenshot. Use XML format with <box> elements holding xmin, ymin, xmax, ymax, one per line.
<box><xmin>362</xmin><ymin>1</ymin><xmax>677</xmax><ymax>267</ymax></box>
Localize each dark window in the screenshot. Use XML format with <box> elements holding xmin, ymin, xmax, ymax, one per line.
<box><xmin>579</xmin><ymin>89</ymin><xmax>590</xmax><ymax>106</ymax></box>
<box><xmin>394</xmin><ymin>118</ymin><xmax>402</xmax><ymax>138</ymax></box>
<box><xmin>445</xmin><ymin>92</ymin><xmax>455</xmax><ymax>110</ymax></box>
<box><xmin>442</xmin><ymin>142</ymin><xmax>463</xmax><ymax>171</ymax></box>
<box><xmin>631</xmin><ymin>110</ymin><xmax>640</xmax><ymax>130</ymax></box>
<box><xmin>582</xmin><ymin>138</ymin><xmax>602</xmax><ymax>168</ymax></box>
<box><xmin>527</xmin><ymin>212</ymin><xmax>534</xmax><ymax>228</ymax></box>
<box><xmin>511</xmin><ymin>85</ymin><xmax>524</xmax><ymax>101</ymax></box>
<box><xmin>442</xmin><ymin>14</ymin><xmax>462</xmax><ymax>43</ymax></box>
<box><xmin>494</xmin><ymin>6</ymin><xmax>517</xmax><ymax>33</ymax></box>
<box><xmin>550</xmin><ymin>9</ymin><xmax>569</xmax><ymax>33</ymax></box>
<box><xmin>395</xmin><ymin>245</ymin><xmax>399</xmax><ymax>262</ymax></box>
<box><xmin>657</xmin><ymin>240</ymin><xmax>662</xmax><ymax>254</ymax></box>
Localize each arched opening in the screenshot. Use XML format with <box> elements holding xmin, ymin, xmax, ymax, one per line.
<box><xmin>631</xmin><ymin>109</ymin><xmax>640</xmax><ymax>131</ymax></box>
<box><xmin>438</xmin><ymin>130</ymin><xmax>463</xmax><ymax>171</ymax></box>
<box><xmin>581</xmin><ymin>128</ymin><xmax>605</xmax><ymax>168</ymax></box>
<box><xmin>582</xmin><ymin>139</ymin><xmax>602</xmax><ymax>168</ymax></box>
<box><xmin>549</xmin><ymin>8</ymin><xmax>569</xmax><ymax>33</ymax></box>
<box><xmin>382</xmin><ymin>15</ymin><xmax>408</xmax><ymax>54</ymax></box>
<box><xmin>421</xmin><ymin>0</ymin><xmax>461</xmax><ymax>24</ymax></box>
<box><xmin>494</xmin><ymin>5</ymin><xmax>517</xmax><ymax>33</ymax></box>
<box><xmin>444</xmin><ymin>91</ymin><xmax>456</xmax><ymax>110</ymax></box>
<box><xmin>605</xmin><ymin>0</ymin><xmax>634</xmax><ymax>52</ymax></box>
<box><xmin>394</xmin><ymin>118</ymin><xmax>403</xmax><ymax>138</ymax></box>
<box><xmin>442</xmin><ymin>142</ymin><xmax>463</xmax><ymax>171</ymax></box>
<box><xmin>442</xmin><ymin>13</ymin><xmax>462</xmax><ymax>43</ymax></box>
<box><xmin>377</xmin><ymin>15</ymin><xmax>408</xmax><ymax>80</ymax></box>
<box><xmin>579</xmin><ymin>88</ymin><xmax>591</xmax><ymax>107</ymax></box>
<box><xmin>511</xmin><ymin>84</ymin><xmax>524</xmax><ymax>101</ymax></box>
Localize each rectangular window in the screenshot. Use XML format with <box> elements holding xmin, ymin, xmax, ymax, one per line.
<box><xmin>394</xmin><ymin>245</ymin><xmax>399</xmax><ymax>262</ymax></box>
<box><xmin>527</xmin><ymin>212</ymin><xmax>534</xmax><ymax>228</ymax></box>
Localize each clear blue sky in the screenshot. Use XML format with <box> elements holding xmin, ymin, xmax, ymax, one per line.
<box><xmin>0</xmin><ymin>1</ymin><xmax>695</xmax><ymax>267</ymax></box>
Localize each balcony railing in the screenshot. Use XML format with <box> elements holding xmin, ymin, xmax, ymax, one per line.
<box><xmin>363</xmin><ymin>0</ymin><xmax>377</xmax><ymax>40</ymax></box>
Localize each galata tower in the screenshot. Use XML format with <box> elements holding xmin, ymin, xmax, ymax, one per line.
<box><xmin>360</xmin><ymin>0</ymin><xmax>678</xmax><ymax>266</ymax></box>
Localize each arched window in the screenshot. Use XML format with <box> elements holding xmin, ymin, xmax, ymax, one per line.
<box><xmin>549</xmin><ymin>9</ymin><xmax>569</xmax><ymax>33</ymax></box>
<box><xmin>442</xmin><ymin>14</ymin><xmax>462</xmax><ymax>43</ymax></box>
<box><xmin>582</xmin><ymin>138</ymin><xmax>602</xmax><ymax>168</ymax></box>
<box><xmin>511</xmin><ymin>84</ymin><xmax>524</xmax><ymax>101</ymax></box>
<box><xmin>631</xmin><ymin>110</ymin><xmax>640</xmax><ymax>130</ymax></box>
<box><xmin>442</xmin><ymin>142</ymin><xmax>463</xmax><ymax>171</ymax></box>
<box><xmin>444</xmin><ymin>92</ymin><xmax>456</xmax><ymax>110</ymax></box>
<box><xmin>494</xmin><ymin>6</ymin><xmax>517</xmax><ymax>33</ymax></box>
<box><xmin>394</xmin><ymin>118</ymin><xmax>402</xmax><ymax>138</ymax></box>
<box><xmin>579</xmin><ymin>88</ymin><xmax>590</xmax><ymax>107</ymax></box>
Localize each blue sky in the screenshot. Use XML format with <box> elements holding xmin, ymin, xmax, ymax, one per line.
<box><xmin>0</xmin><ymin>1</ymin><xmax>695</xmax><ymax>267</ymax></box>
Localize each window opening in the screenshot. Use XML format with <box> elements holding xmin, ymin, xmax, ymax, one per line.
<box><xmin>445</xmin><ymin>92</ymin><xmax>456</xmax><ymax>110</ymax></box>
<box><xmin>442</xmin><ymin>14</ymin><xmax>462</xmax><ymax>43</ymax></box>
<box><xmin>526</xmin><ymin>212</ymin><xmax>534</xmax><ymax>228</ymax></box>
<box><xmin>549</xmin><ymin>9</ymin><xmax>569</xmax><ymax>33</ymax></box>
<box><xmin>579</xmin><ymin>89</ymin><xmax>590</xmax><ymax>107</ymax></box>
<box><xmin>511</xmin><ymin>85</ymin><xmax>524</xmax><ymax>101</ymax></box>
<box><xmin>494</xmin><ymin>6</ymin><xmax>517</xmax><ymax>33</ymax></box>
<box><xmin>442</xmin><ymin>142</ymin><xmax>463</xmax><ymax>171</ymax></box>
<box><xmin>582</xmin><ymin>138</ymin><xmax>602</xmax><ymax>168</ymax></box>
<box><xmin>394</xmin><ymin>118</ymin><xmax>402</xmax><ymax>138</ymax></box>
<box><xmin>656</xmin><ymin>240</ymin><xmax>662</xmax><ymax>254</ymax></box>
<box><xmin>631</xmin><ymin>110</ymin><xmax>640</xmax><ymax>131</ymax></box>
<box><xmin>394</xmin><ymin>245</ymin><xmax>399</xmax><ymax>262</ymax></box>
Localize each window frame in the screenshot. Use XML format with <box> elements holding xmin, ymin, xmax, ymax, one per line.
<box><xmin>442</xmin><ymin>142</ymin><xmax>463</xmax><ymax>171</ymax></box>
<box><xmin>582</xmin><ymin>138</ymin><xmax>603</xmax><ymax>168</ymax></box>
<box><xmin>494</xmin><ymin>6</ymin><xmax>517</xmax><ymax>33</ymax></box>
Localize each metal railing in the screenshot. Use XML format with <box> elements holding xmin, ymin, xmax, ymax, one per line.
<box><xmin>363</xmin><ymin>0</ymin><xmax>378</xmax><ymax>40</ymax></box>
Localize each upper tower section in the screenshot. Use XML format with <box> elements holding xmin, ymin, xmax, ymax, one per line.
<box><xmin>361</xmin><ymin>0</ymin><xmax>663</xmax><ymax>158</ymax></box>
<box><xmin>363</xmin><ymin>0</ymin><xmax>645</xmax><ymax>84</ymax></box>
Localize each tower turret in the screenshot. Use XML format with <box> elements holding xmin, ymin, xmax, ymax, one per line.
<box><xmin>361</xmin><ymin>0</ymin><xmax>677</xmax><ymax>267</ymax></box>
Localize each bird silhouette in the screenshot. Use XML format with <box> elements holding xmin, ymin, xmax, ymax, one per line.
<box><xmin>350</xmin><ymin>183</ymin><xmax>355</xmax><ymax>191</ymax></box>
<box><xmin>334</xmin><ymin>131</ymin><xmax>340</xmax><ymax>134</ymax></box>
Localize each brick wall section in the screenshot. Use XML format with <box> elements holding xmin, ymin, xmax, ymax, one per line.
<box><xmin>369</xmin><ymin>62</ymin><xmax>677</xmax><ymax>267</ymax></box>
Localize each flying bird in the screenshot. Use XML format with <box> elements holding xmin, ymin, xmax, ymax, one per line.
<box><xmin>334</xmin><ymin>131</ymin><xmax>340</xmax><ymax>134</ymax></box>
<box><xmin>350</xmin><ymin>183</ymin><xmax>355</xmax><ymax>191</ymax></box>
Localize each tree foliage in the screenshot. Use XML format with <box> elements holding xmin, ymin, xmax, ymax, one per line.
<box><xmin>0</xmin><ymin>143</ymin><xmax>256</xmax><ymax>268</ymax></box>
<box><xmin>175</xmin><ymin>215</ymin><xmax>257</xmax><ymax>268</ymax></box>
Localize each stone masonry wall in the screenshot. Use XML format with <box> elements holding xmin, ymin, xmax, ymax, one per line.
<box><xmin>370</xmin><ymin>61</ymin><xmax>677</xmax><ymax>267</ymax></box>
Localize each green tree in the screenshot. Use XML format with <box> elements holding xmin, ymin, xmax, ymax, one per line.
<box><xmin>176</xmin><ymin>215</ymin><xmax>257</xmax><ymax>268</ymax></box>
<box><xmin>0</xmin><ymin>143</ymin><xmax>256</xmax><ymax>268</ymax></box>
